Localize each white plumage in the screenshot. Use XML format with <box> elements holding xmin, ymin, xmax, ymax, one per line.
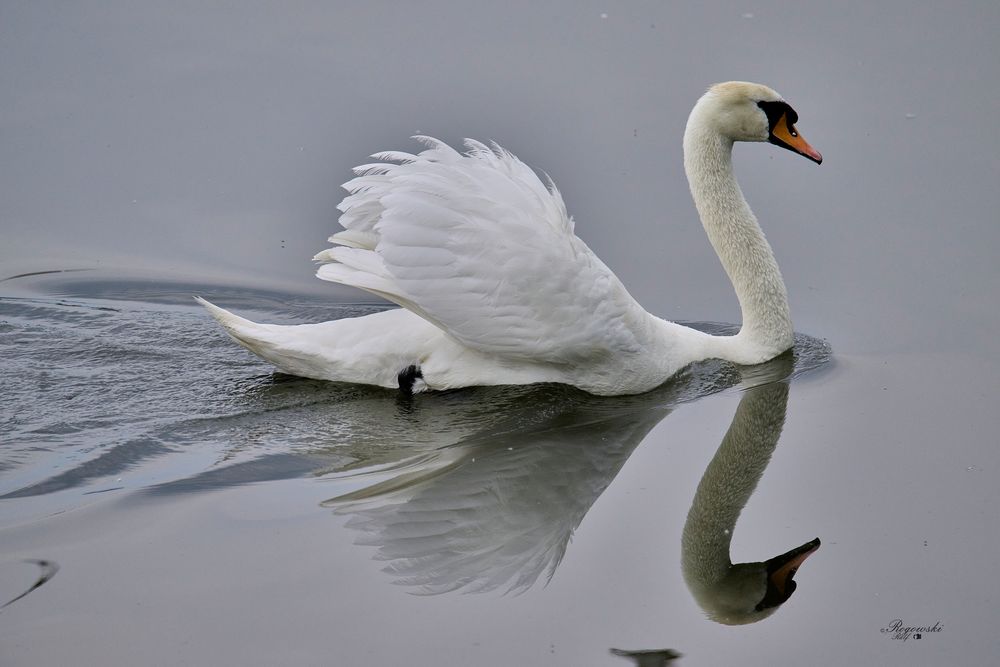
<box><xmin>200</xmin><ymin>82</ymin><xmax>822</xmax><ymax>396</ymax></box>
<box><xmin>320</xmin><ymin>136</ymin><xmax>645</xmax><ymax>364</ymax></box>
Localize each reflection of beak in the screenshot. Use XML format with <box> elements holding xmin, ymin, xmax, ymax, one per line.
<box><xmin>767</xmin><ymin>537</ymin><xmax>821</xmax><ymax>595</ymax></box>
<box><xmin>755</xmin><ymin>537</ymin><xmax>821</xmax><ymax>611</ymax></box>
<box><xmin>769</xmin><ymin>113</ymin><xmax>823</xmax><ymax>164</ymax></box>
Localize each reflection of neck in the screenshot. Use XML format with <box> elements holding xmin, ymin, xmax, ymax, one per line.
<box><xmin>681</xmin><ymin>381</ymin><xmax>789</xmax><ymax>585</ymax></box>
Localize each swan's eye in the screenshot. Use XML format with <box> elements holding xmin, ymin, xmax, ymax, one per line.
<box><xmin>757</xmin><ymin>100</ymin><xmax>784</xmax><ymax>131</ymax></box>
<box><xmin>757</xmin><ymin>100</ymin><xmax>798</xmax><ymax>133</ymax></box>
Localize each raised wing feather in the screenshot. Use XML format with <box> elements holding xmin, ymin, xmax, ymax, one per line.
<box><xmin>315</xmin><ymin>137</ymin><xmax>646</xmax><ymax>364</ymax></box>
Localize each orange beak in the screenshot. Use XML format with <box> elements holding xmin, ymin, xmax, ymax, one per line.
<box><xmin>770</xmin><ymin>113</ymin><xmax>823</xmax><ymax>164</ymax></box>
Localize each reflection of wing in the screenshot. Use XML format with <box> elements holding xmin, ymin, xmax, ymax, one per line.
<box><xmin>314</xmin><ymin>138</ymin><xmax>647</xmax><ymax>363</ymax></box>
<box><xmin>325</xmin><ymin>405</ymin><xmax>670</xmax><ymax>595</ymax></box>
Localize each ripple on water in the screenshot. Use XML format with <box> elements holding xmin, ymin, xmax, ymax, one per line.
<box><xmin>0</xmin><ymin>276</ymin><xmax>831</xmax><ymax>501</ymax></box>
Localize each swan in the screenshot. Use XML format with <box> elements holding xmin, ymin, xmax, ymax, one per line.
<box><xmin>199</xmin><ymin>81</ymin><xmax>822</xmax><ymax>396</ymax></box>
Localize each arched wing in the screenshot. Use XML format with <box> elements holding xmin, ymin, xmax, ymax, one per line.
<box><xmin>314</xmin><ymin>137</ymin><xmax>647</xmax><ymax>364</ymax></box>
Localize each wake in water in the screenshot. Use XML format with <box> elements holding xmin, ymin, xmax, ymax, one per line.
<box><xmin>0</xmin><ymin>274</ymin><xmax>830</xmax><ymax>506</ymax></box>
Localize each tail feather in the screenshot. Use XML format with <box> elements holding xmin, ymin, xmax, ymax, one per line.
<box><xmin>195</xmin><ymin>296</ymin><xmax>274</xmax><ymax>350</ymax></box>
<box><xmin>194</xmin><ymin>296</ymin><xmax>331</xmax><ymax>379</ymax></box>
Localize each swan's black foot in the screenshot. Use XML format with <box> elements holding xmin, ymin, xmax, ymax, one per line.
<box><xmin>397</xmin><ymin>365</ymin><xmax>423</xmax><ymax>395</ymax></box>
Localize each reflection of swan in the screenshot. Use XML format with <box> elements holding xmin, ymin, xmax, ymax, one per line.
<box><xmin>199</xmin><ymin>81</ymin><xmax>822</xmax><ymax>395</ymax></box>
<box><xmin>322</xmin><ymin>391</ymin><xmax>672</xmax><ymax>594</ymax></box>
<box><xmin>681</xmin><ymin>360</ymin><xmax>819</xmax><ymax>625</ymax></box>
<box><xmin>323</xmin><ymin>344</ymin><xmax>827</xmax><ymax>601</ymax></box>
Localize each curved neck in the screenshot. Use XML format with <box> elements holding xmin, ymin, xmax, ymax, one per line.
<box><xmin>681</xmin><ymin>380</ymin><xmax>789</xmax><ymax>592</ymax></box>
<box><xmin>683</xmin><ymin>108</ymin><xmax>793</xmax><ymax>362</ymax></box>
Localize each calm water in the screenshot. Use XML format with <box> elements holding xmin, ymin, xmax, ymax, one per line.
<box><xmin>2</xmin><ymin>2</ymin><xmax>999</xmax><ymax>666</ymax></box>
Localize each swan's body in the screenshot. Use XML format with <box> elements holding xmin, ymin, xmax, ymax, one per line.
<box><xmin>201</xmin><ymin>82</ymin><xmax>822</xmax><ymax>395</ymax></box>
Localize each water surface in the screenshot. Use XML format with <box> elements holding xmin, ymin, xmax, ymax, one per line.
<box><xmin>2</xmin><ymin>2</ymin><xmax>999</xmax><ymax>665</ymax></box>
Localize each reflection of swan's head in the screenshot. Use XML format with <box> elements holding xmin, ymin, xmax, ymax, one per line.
<box><xmin>687</xmin><ymin>537</ymin><xmax>820</xmax><ymax>626</ymax></box>
<box><xmin>690</xmin><ymin>81</ymin><xmax>822</xmax><ymax>164</ymax></box>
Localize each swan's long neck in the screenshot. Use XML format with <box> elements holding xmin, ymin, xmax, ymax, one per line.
<box><xmin>682</xmin><ymin>105</ymin><xmax>793</xmax><ymax>362</ymax></box>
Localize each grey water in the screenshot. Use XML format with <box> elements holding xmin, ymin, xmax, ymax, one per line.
<box><xmin>2</xmin><ymin>2</ymin><xmax>999</xmax><ymax>666</ymax></box>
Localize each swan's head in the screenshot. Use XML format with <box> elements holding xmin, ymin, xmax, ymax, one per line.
<box><xmin>685</xmin><ymin>537</ymin><xmax>821</xmax><ymax>625</ymax></box>
<box><xmin>692</xmin><ymin>81</ymin><xmax>823</xmax><ymax>164</ymax></box>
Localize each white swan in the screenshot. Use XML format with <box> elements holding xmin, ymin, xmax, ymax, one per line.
<box><xmin>199</xmin><ymin>81</ymin><xmax>822</xmax><ymax>396</ymax></box>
